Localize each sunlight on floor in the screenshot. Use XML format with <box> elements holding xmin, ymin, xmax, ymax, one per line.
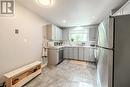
<box><xmin>79</xmin><ymin>82</ymin><xmax>93</xmax><ymax>87</ymax></box>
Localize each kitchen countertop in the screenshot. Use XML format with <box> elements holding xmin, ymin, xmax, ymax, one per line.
<box><xmin>48</xmin><ymin>46</ymin><xmax>64</xmax><ymax>50</ymax></box>
<box><xmin>64</xmin><ymin>45</ymin><xmax>96</xmax><ymax>48</ymax></box>
<box><xmin>48</xmin><ymin>45</ymin><xmax>97</xmax><ymax>49</ymax></box>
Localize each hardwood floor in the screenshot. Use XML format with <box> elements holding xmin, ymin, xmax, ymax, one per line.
<box><xmin>23</xmin><ymin>60</ymin><xmax>97</xmax><ymax>87</ymax></box>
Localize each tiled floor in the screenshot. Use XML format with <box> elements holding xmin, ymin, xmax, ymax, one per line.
<box><xmin>23</xmin><ymin>60</ymin><xmax>97</xmax><ymax>87</ymax></box>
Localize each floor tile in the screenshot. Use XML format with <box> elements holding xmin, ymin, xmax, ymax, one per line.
<box><xmin>23</xmin><ymin>60</ymin><xmax>97</xmax><ymax>87</ymax></box>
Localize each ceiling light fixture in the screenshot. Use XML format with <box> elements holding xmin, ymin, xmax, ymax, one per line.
<box><xmin>63</xmin><ymin>20</ymin><xmax>66</xmax><ymax>23</ymax></box>
<box><xmin>36</xmin><ymin>0</ymin><xmax>54</xmax><ymax>7</ymax></box>
<box><xmin>92</xmin><ymin>16</ymin><xmax>95</xmax><ymax>19</ymax></box>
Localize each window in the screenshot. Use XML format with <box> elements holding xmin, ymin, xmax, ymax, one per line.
<box><xmin>69</xmin><ymin>27</ymin><xmax>89</xmax><ymax>43</ymax></box>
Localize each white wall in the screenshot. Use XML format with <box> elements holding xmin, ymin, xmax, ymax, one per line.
<box><xmin>0</xmin><ymin>2</ymin><xmax>47</xmax><ymax>83</ymax></box>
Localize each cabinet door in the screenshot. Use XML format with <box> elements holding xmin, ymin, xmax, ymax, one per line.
<box><xmin>68</xmin><ymin>47</ymin><xmax>74</xmax><ymax>59</ymax></box>
<box><xmin>73</xmin><ymin>47</ymin><xmax>79</xmax><ymax>60</ymax></box>
<box><xmin>84</xmin><ymin>47</ymin><xmax>90</xmax><ymax>61</ymax></box>
<box><xmin>79</xmin><ymin>47</ymin><xmax>84</xmax><ymax>60</ymax></box>
<box><xmin>123</xmin><ymin>2</ymin><xmax>130</xmax><ymax>15</ymax></box>
<box><xmin>56</xmin><ymin>27</ymin><xmax>59</xmax><ymax>40</ymax></box>
<box><xmin>89</xmin><ymin>48</ymin><xmax>95</xmax><ymax>62</ymax></box>
<box><xmin>54</xmin><ymin>26</ymin><xmax>58</xmax><ymax>40</ymax></box>
<box><xmin>52</xmin><ymin>25</ymin><xmax>56</xmax><ymax>40</ymax></box>
<box><xmin>47</xmin><ymin>24</ymin><xmax>54</xmax><ymax>40</ymax></box>
<box><xmin>63</xmin><ymin>47</ymin><xmax>69</xmax><ymax>59</ymax></box>
<box><xmin>59</xmin><ymin>29</ymin><xmax>63</xmax><ymax>40</ymax></box>
<box><xmin>55</xmin><ymin>27</ymin><xmax>62</xmax><ymax>40</ymax></box>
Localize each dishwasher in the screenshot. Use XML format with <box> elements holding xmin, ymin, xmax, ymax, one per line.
<box><xmin>58</xmin><ymin>48</ymin><xmax>64</xmax><ymax>64</ymax></box>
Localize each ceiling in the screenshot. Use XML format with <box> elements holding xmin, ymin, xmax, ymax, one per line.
<box><xmin>17</xmin><ymin>0</ymin><xmax>128</xmax><ymax>27</ymax></box>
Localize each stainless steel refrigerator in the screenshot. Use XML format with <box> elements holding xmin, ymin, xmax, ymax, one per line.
<box><xmin>96</xmin><ymin>15</ymin><xmax>130</xmax><ymax>87</ymax></box>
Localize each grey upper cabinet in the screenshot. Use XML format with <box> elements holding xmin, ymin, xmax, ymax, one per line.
<box><xmin>56</xmin><ymin>27</ymin><xmax>63</xmax><ymax>41</ymax></box>
<box><xmin>46</xmin><ymin>24</ymin><xmax>62</xmax><ymax>41</ymax></box>
<box><xmin>73</xmin><ymin>47</ymin><xmax>79</xmax><ymax>60</ymax></box>
<box><xmin>59</xmin><ymin>28</ymin><xmax>63</xmax><ymax>40</ymax></box>
<box><xmin>89</xmin><ymin>27</ymin><xmax>98</xmax><ymax>41</ymax></box>
<box><xmin>46</xmin><ymin>24</ymin><xmax>56</xmax><ymax>40</ymax></box>
<box><xmin>79</xmin><ymin>47</ymin><xmax>84</xmax><ymax>60</ymax></box>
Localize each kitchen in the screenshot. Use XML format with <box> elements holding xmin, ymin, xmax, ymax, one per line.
<box><xmin>0</xmin><ymin>0</ymin><xmax>130</xmax><ymax>87</ymax></box>
<box><xmin>46</xmin><ymin>24</ymin><xmax>98</xmax><ymax>66</ymax></box>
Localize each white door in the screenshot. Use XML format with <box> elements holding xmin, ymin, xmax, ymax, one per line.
<box><xmin>79</xmin><ymin>47</ymin><xmax>84</xmax><ymax>60</ymax></box>
<box><xmin>73</xmin><ymin>47</ymin><xmax>79</xmax><ymax>60</ymax></box>
<box><xmin>122</xmin><ymin>1</ymin><xmax>130</xmax><ymax>15</ymax></box>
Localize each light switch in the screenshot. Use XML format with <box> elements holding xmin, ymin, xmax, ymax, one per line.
<box><xmin>15</xmin><ymin>29</ymin><xmax>19</xmax><ymax>34</ymax></box>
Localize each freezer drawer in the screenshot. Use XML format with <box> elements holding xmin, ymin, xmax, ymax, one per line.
<box><xmin>97</xmin><ymin>48</ymin><xmax>113</xmax><ymax>87</ymax></box>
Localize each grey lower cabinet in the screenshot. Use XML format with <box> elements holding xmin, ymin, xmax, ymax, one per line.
<box><xmin>68</xmin><ymin>47</ymin><xmax>74</xmax><ymax>59</ymax></box>
<box><xmin>89</xmin><ymin>48</ymin><xmax>95</xmax><ymax>61</ymax></box>
<box><xmin>83</xmin><ymin>47</ymin><xmax>90</xmax><ymax>61</ymax></box>
<box><xmin>79</xmin><ymin>47</ymin><xmax>84</xmax><ymax>60</ymax></box>
<box><xmin>73</xmin><ymin>47</ymin><xmax>79</xmax><ymax>60</ymax></box>
<box><xmin>84</xmin><ymin>48</ymin><xmax>95</xmax><ymax>62</ymax></box>
<box><xmin>63</xmin><ymin>47</ymin><xmax>95</xmax><ymax>62</ymax></box>
<box><xmin>63</xmin><ymin>47</ymin><xmax>69</xmax><ymax>59</ymax></box>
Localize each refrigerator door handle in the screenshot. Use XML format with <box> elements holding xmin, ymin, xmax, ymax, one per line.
<box><xmin>96</xmin><ymin>45</ymin><xmax>113</xmax><ymax>50</ymax></box>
